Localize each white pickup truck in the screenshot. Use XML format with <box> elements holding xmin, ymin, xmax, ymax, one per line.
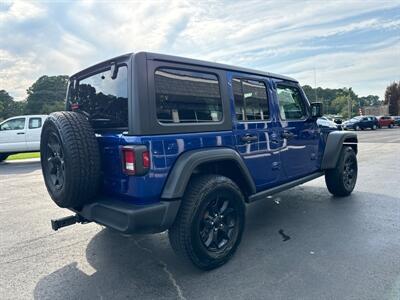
<box><xmin>0</xmin><ymin>115</ymin><xmax>48</xmax><ymax>162</ymax></box>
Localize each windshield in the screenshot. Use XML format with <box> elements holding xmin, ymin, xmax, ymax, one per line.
<box><xmin>68</xmin><ymin>65</ymin><xmax>128</xmax><ymax>129</ymax></box>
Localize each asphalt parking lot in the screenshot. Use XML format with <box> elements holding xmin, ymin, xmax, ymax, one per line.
<box><xmin>1</xmin><ymin>128</ymin><xmax>399</xmax><ymax>300</ymax></box>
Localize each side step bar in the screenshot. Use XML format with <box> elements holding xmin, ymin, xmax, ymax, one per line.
<box><xmin>51</xmin><ymin>214</ymin><xmax>90</xmax><ymax>231</ymax></box>
<box><xmin>248</xmin><ymin>172</ymin><xmax>324</xmax><ymax>203</ymax></box>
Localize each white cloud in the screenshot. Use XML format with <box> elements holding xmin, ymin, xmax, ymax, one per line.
<box><xmin>272</xmin><ymin>39</ymin><xmax>400</xmax><ymax>97</ymax></box>
<box><xmin>0</xmin><ymin>0</ymin><xmax>399</xmax><ymax>100</ymax></box>
<box><xmin>0</xmin><ymin>1</ymin><xmax>46</xmax><ymax>22</ymax></box>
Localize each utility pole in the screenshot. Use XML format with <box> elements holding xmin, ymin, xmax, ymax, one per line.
<box><xmin>347</xmin><ymin>92</ymin><xmax>352</xmax><ymax>118</ymax></box>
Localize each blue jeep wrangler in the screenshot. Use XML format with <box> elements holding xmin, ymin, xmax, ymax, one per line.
<box><xmin>41</xmin><ymin>52</ymin><xmax>358</xmax><ymax>269</ymax></box>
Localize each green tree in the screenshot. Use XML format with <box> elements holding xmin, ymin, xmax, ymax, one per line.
<box><xmin>25</xmin><ymin>75</ymin><xmax>69</xmax><ymax>114</ymax></box>
<box><xmin>359</xmin><ymin>95</ymin><xmax>381</xmax><ymax>107</ymax></box>
<box><xmin>384</xmin><ymin>81</ymin><xmax>400</xmax><ymax>115</ymax></box>
<box><xmin>0</xmin><ymin>90</ymin><xmax>26</xmax><ymax>121</ymax></box>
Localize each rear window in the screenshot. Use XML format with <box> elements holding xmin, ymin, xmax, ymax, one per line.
<box><xmin>69</xmin><ymin>65</ymin><xmax>128</xmax><ymax>129</ymax></box>
<box><xmin>154</xmin><ymin>68</ymin><xmax>222</xmax><ymax>123</ymax></box>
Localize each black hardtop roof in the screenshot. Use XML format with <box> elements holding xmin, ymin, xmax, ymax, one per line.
<box><xmin>71</xmin><ymin>52</ymin><xmax>298</xmax><ymax>83</ymax></box>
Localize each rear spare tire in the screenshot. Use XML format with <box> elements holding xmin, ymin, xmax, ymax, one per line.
<box><xmin>40</xmin><ymin>111</ymin><xmax>101</xmax><ymax>208</ymax></box>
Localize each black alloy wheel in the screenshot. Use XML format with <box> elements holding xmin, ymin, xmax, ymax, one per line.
<box><xmin>199</xmin><ymin>196</ymin><xmax>238</xmax><ymax>252</ymax></box>
<box><xmin>342</xmin><ymin>154</ymin><xmax>357</xmax><ymax>191</ymax></box>
<box><xmin>45</xmin><ymin>132</ymin><xmax>65</xmax><ymax>190</ymax></box>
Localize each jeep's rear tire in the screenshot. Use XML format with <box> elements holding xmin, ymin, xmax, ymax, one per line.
<box><xmin>40</xmin><ymin>111</ymin><xmax>101</xmax><ymax>208</ymax></box>
<box><xmin>168</xmin><ymin>175</ymin><xmax>245</xmax><ymax>270</ymax></box>
<box><xmin>325</xmin><ymin>146</ymin><xmax>357</xmax><ymax>197</ymax></box>
<box><xmin>0</xmin><ymin>153</ymin><xmax>9</xmax><ymax>162</ymax></box>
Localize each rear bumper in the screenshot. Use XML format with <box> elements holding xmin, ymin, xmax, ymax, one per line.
<box><xmin>74</xmin><ymin>197</ymin><xmax>180</xmax><ymax>234</ymax></box>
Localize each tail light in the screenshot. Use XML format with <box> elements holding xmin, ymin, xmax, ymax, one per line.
<box><xmin>122</xmin><ymin>146</ymin><xmax>150</xmax><ymax>176</ymax></box>
<box><xmin>142</xmin><ymin>151</ymin><xmax>150</xmax><ymax>168</ymax></box>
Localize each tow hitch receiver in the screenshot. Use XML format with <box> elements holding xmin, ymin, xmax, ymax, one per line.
<box><xmin>51</xmin><ymin>214</ymin><xmax>90</xmax><ymax>231</ymax></box>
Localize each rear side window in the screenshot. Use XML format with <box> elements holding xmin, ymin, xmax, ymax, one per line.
<box><xmin>29</xmin><ymin>117</ymin><xmax>42</xmax><ymax>129</ymax></box>
<box><xmin>154</xmin><ymin>68</ymin><xmax>222</xmax><ymax>123</ymax></box>
<box><xmin>233</xmin><ymin>78</ymin><xmax>269</xmax><ymax>121</ymax></box>
<box><xmin>277</xmin><ymin>85</ymin><xmax>307</xmax><ymax>120</ymax></box>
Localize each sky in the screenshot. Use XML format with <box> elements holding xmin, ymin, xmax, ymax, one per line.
<box><xmin>0</xmin><ymin>0</ymin><xmax>399</xmax><ymax>101</ymax></box>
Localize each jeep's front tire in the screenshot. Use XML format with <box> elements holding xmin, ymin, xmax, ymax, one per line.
<box><xmin>325</xmin><ymin>146</ymin><xmax>357</xmax><ymax>197</ymax></box>
<box><xmin>40</xmin><ymin>111</ymin><xmax>101</xmax><ymax>208</ymax></box>
<box><xmin>168</xmin><ymin>175</ymin><xmax>245</xmax><ymax>270</ymax></box>
<box><xmin>0</xmin><ymin>153</ymin><xmax>9</xmax><ymax>162</ymax></box>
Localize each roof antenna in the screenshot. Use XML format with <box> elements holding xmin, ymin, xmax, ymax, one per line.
<box><xmin>313</xmin><ymin>67</ymin><xmax>317</xmax><ymax>103</ymax></box>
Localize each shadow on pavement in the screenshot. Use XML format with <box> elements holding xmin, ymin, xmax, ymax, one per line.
<box><xmin>0</xmin><ymin>159</ymin><xmax>41</xmax><ymax>175</ymax></box>
<box><xmin>33</xmin><ymin>186</ymin><xmax>400</xmax><ymax>300</ymax></box>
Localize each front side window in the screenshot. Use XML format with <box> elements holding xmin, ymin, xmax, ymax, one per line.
<box><xmin>276</xmin><ymin>85</ymin><xmax>307</xmax><ymax>120</ymax></box>
<box><xmin>233</xmin><ymin>78</ymin><xmax>269</xmax><ymax>121</ymax></box>
<box><xmin>72</xmin><ymin>65</ymin><xmax>128</xmax><ymax>128</ymax></box>
<box><xmin>155</xmin><ymin>68</ymin><xmax>222</xmax><ymax>123</ymax></box>
<box><xmin>0</xmin><ymin>118</ymin><xmax>25</xmax><ymax>131</ymax></box>
<box><xmin>29</xmin><ymin>117</ymin><xmax>42</xmax><ymax>129</ymax></box>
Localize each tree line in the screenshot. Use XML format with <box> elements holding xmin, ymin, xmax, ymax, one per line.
<box><xmin>0</xmin><ymin>75</ymin><xmax>68</xmax><ymax>121</ymax></box>
<box><xmin>0</xmin><ymin>75</ymin><xmax>399</xmax><ymax>121</ymax></box>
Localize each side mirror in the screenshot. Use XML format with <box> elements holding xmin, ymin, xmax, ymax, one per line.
<box><xmin>310</xmin><ymin>102</ymin><xmax>323</xmax><ymax>118</ymax></box>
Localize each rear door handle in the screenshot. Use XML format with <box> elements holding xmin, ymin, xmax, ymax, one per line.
<box><xmin>17</xmin><ymin>132</ymin><xmax>25</xmax><ymax>135</ymax></box>
<box><xmin>282</xmin><ymin>131</ymin><xmax>294</xmax><ymax>139</ymax></box>
<box><xmin>241</xmin><ymin>134</ymin><xmax>258</xmax><ymax>143</ymax></box>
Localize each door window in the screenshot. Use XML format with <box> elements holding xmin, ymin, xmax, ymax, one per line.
<box><xmin>276</xmin><ymin>85</ymin><xmax>307</xmax><ymax>120</ymax></box>
<box><xmin>29</xmin><ymin>117</ymin><xmax>42</xmax><ymax>129</ymax></box>
<box><xmin>233</xmin><ymin>78</ymin><xmax>269</xmax><ymax>121</ymax></box>
<box><xmin>0</xmin><ymin>118</ymin><xmax>26</xmax><ymax>131</ymax></box>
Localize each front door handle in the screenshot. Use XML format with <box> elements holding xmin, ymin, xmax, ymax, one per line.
<box><xmin>17</xmin><ymin>132</ymin><xmax>25</xmax><ymax>135</ymax></box>
<box><xmin>241</xmin><ymin>134</ymin><xmax>258</xmax><ymax>143</ymax></box>
<box><xmin>281</xmin><ymin>131</ymin><xmax>294</xmax><ymax>139</ymax></box>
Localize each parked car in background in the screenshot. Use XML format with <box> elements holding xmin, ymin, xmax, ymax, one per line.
<box><xmin>317</xmin><ymin>116</ymin><xmax>342</xmax><ymax>130</ymax></box>
<box><xmin>377</xmin><ymin>116</ymin><xmax>395</xmax><ymax>128</ymax></box>
<box><xmin>343</xmin><ymin>116</ymin><xmax>378</xmax><ymax>131</ymax></box>
<box><xmin>0</xmin><ymin>115</ymin><xmax>48</xmax><ymax>162</ymax></box>
<box><xmin>392</xmin><ymin>116</ymin><xmax>400</xmax><ymax>126</ymax></box>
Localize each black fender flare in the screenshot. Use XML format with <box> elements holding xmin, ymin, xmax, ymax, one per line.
<box><xmin>321</xmin><ymin>131</ymin><xmax>358</xmax><ymax>169</ymax></box>
<box><xmin>161</xmin><ymin>147</ymin><xmax>256</xmax><ymax>199</ymax></box>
